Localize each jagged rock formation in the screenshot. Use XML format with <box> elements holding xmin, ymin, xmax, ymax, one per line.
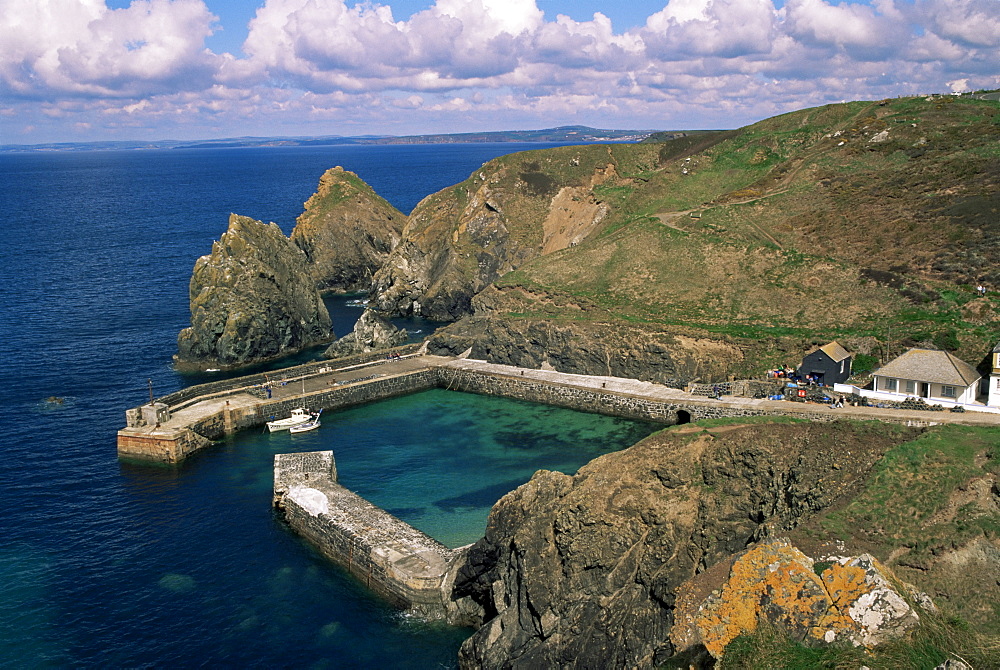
<box><xmin>290</xmin><ymin>167</ymin><xmax>405</xmax><ymax>293</ymax></box>
<box><xmin>448</xmin><ymin>421</ymin><xmax>913</xmax><ymax>668</ymax></box>
<box><xmin>369</xmin><ymin>147</ymin><xmax>623</xmax><ymax>320</ymax></box>
<box><xmin>324</xmin><ymin>308</ymin><xmax>407</xmax><ymax>358</ymax></box>
<box><xmin>672</xmin><ymin>539</ymin><xmax>928</xmax><ymax>659</ymax></box>
<box><xmin>175</xmin><ymin>214</ymin><xmax>333</xmax><ymax>370</ymax></box>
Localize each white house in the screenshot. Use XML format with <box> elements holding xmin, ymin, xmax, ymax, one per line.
<box><xmin>868</xmin><ymin>348</ymin><xmax>980</xmax><ymax>405</ymax></box>
<box><xmin>987</xmin><ymin>342</ymin><xmax>1000</xmax><ymax>408</ymax></box>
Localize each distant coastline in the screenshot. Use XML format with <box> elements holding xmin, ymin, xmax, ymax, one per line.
<box><xmin>0</xmin><ymin>125</ymin><xmax>676</xmax><ymax>153</ymax></box>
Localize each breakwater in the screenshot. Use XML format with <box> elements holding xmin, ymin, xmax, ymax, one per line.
<box><xmin>119</xmin><ymin>353</ymin><xmax>988</xmax><ymax>464</ymax></box>
<box><xmin>117</xmin><ymin>349</ymin><xmax>435</xmax><ymax>464</ymax></box>
<box><xmin>273</xmin><ymin>451</ymin><xmax>467</xmax><ymax>617</ymax></box>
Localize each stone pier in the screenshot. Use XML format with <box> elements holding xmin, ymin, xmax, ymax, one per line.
<box><xmin>119</xmin><ymin>352</ymin><xmax>1000</xmax><ymax>464</ymax></box>
<box><xmin>272</xmin><ymin>451</ymin><xmax>467</xmax><ymax>617</ymax></box>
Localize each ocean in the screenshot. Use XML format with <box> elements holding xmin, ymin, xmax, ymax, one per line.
<box><xmin>0</xmin><ymin>144</ymin><xmax>658</xmax><ymax>667</ymax></box>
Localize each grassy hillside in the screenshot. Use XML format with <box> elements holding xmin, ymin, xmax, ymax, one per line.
<box><xmin>486</xmin><ymin>95</ymin><xmax>1000</xmax><ymax>374</ymax></box>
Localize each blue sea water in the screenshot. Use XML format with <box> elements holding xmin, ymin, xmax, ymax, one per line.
<box><xmin>0</xmin><ymin>144</ymin><xmax>658</xmax><ymax>668</ymax></box>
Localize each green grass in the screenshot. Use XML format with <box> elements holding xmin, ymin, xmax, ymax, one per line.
<box><xmin>820</xmin><ymin>424</ymin><xmax>1000</xmax><ymax>564</ymax></box>
<box><xmin>716</xmin><ymin>611</ymin><xmax>1000</xmax><ymax>670</ymax></box>
<box><xmin>687</xmin><ymin>416</ymin><xmax>808</xmax><ymax>429</ymax></box>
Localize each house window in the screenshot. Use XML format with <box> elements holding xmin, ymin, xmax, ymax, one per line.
<box><xmin>942</xmin><ymin>385</ymin><xmax>956</xmax><ymax>398</ymax></box>
<box><xmin>904</xmin><ymin>380</ymin><xmax>915</xmax><ymax>394</ymax></box>
<box><xmin>883</xmin><ymin>377</ymin><xmax>897</xmax><ymax>392</ymax></box>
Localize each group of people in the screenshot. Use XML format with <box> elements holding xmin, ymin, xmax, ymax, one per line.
<box><xmin>977</xmin><ymin>284</ymin><xmax>989</xmax><ymax>297</ymax></box>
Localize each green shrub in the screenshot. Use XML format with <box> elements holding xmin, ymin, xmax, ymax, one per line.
<box><xmin>933</xmin><ymin>328</ymin><xmax>960</xmax><ymax>351</ymax></box>
<box><xmin>853</xmin><ymin>353</ymin><xmax>879</xmax><ymax>373</ymax></box>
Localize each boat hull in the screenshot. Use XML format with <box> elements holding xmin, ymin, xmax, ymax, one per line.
<box><xmin>289</xmin><ymin>420</ymin><xmax>320</xmax><ymax>434</ymax></box>
<box><xmin>266</xmin><ymin>408</ymin><xmax>313</xmax><ymax>432</ymax></box>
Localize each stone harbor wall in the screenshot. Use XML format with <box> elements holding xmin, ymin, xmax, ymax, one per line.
<box><xmin>435</xmin><ymin>364</ymin><xmax>852</xmax><ymax>426</ymax></box>
<box><xmin>118</xmin><ymin>367</ymin><xmax>437</xmax><ymax>463</ymax></box>
<box><xmin>120</xmin><ymin>357</ymin><xmax>951</xmax><ymax>464</ymax></box>
<box><xmin>129</xmin><ymin>344</ymin><xmax>423</xmax><ymax>425</ymax></box>
<box><xmin>273</xmin><ymin>451</ymin><xmax>467</xmax><ymax>617</ymax></box>
<box><xmin>116</xmin><ymin>428</ymin><xmax>212</xmax><ymax>464</ymax></box>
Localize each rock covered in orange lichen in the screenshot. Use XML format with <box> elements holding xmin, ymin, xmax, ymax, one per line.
<box><xmin>685</xmin><ymin>539</ymin><xmax>927</xmax><ymax>659</ymax></box>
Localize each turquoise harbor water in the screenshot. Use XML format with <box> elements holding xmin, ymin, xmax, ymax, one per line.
<box><xmin>0</xmin><ymin>144</ymin><xmax>658</xmax><ymax>667</ymax></box>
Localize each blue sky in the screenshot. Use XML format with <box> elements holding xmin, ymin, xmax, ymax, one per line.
<box><xmin>3</xmin><ymin>0</ymin><xmax>998</xmax><ymax>144</ymax></box>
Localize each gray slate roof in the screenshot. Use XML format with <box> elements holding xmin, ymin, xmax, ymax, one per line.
<box><xmin>874</xmin><ymin>348</ymin><xmax>980</xmax><ymax>386</ymax></box>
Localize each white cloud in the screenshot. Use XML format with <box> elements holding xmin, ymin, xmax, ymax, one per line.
<box><xmin>3</xmin><ymin>0</ymin><xmax>999</xmax><ymax>144</ymax></box>
<box><xmin>0</xmin><ymin>0</ymin><xmax>221</xmax><ymax>98</ymax></box>
<box><xmin>643</xmin><ymin>0</ymin><xmax>776</xmax><ymax>58</ymax></box>
<box><xmin>783</xmin><ymin>0</ymin><xmax>908</xmax><ymax>58</ymax></box>
<box><xmin>916</xmin><ymin>0</ymin><xmax>1000</xmax><ymax>48</ymax></box>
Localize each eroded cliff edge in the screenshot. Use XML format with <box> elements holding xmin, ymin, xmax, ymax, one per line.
<box><xmin>175</xmin><ymin>214</ymin><xmax>333</xmax><ymax>370</ymax></box>
<box><xmin>370</xmin><ymin>146</ymin><xmax>623</xmax><ymax>321</ymax></box>
<box><xmin>447</xmin><ymin>421</ymin><xmax>913</xmax><ymax>667</ymax></box>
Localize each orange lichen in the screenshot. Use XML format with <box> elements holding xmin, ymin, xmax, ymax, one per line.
<box><xmin>694</xmin><ymin>540</ymin><xmax>828</xmax><ymax>657</ymax></box>
<box><xmin>691</xmin><ymin>541</ymin><xmax>922</xmax><ymax>658</ymax></box>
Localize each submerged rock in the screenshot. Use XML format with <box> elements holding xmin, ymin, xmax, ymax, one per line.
<box><xmin>175</xmin><ymin>214</ymin><xmax>333</xmax><ymax>370</ymax></box>
<box><xmin>290</xmin><ymin>167</ymin><xmax>405</xmax><ymax>293</ymax></box>
<box><xmin>324</xmin><ymin>308</ymin><xmax>407</xmax><ymax>358</ymax></box>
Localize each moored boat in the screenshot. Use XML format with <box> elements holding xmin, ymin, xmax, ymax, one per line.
<box><xmin>289</xmin><ymin>409</ymin><xmax>322</xmax><ymax>434</ymax></box>
<box><xmin>266</xmin><ymin>407</ymin><xmax>313</xmax><ymax>432</ymax></box>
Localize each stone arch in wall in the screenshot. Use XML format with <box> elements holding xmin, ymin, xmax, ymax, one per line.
<box><xmin>675</xmin><ymin>409</ymin><xmax>692</xmax><ymax>425</ymax></box>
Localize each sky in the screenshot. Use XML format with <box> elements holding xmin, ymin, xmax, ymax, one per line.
<box><xmin>2</xmin><ymin>0</ymin><xmax>998</xmax><ymax>144</ymax></box>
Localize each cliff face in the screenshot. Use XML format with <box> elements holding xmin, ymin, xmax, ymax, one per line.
<box><xmin>290</xmin><ymin>167</ymin><xmax>405</xmax><ymax>293</ymax></box>
<box><xmin>424</xmin><ymin>285</ymin><xmax>742</xmax><ymax>385</ymax></box>
<box><xmin>449</xmin><ymin>421</ymin><xmax>912</xmax><ymax>668</ymax></box>
<box><xmin>175</xmin><ymin>214</ymin><xmax>333</xmax><ymax>370</ymax></box>
<box><xmin>369</xmin><ymin>146</ymin><xmax>626</xmax><ymax>321</ymax></box>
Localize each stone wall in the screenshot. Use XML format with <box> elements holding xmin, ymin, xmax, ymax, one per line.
<box><xmin>435</xmin><ymin>366</ymin><xmax>847</xmax><ymax>425</ymax></box>
<box><xmin>118</xmin><ymin>368</ymin><xmax>439</xmax><ymax>463</ymax></box>
<box><xmin>128</xmin><ymin>343</ymin><xmax>424</xmax><ymax>426</ymax></box>
<box><xmin>116</xmin><ymin>428</ymin><xmax>212</xmax><ymax>464</ymax></box>
<box><xmin>273</xmin><ymin>451</ymin><xmax>466</xmax><ymax>617</ymax></box>
<box><xmin>122</xmin><ymin>359</ymin><xmax>944</xmax><ymax>464</ymax></box>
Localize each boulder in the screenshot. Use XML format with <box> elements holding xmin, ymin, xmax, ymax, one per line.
<box><xmin>175</xmin><ymin>214</ymin><xmax>333</xmax><ymax>370</ymax></box>
<box><xmin>324</xmin><ymin>308</ymin><xmax>407</xmax><ymax>358</ymax></box>
<box><xmin>678</xmin><ymin>539</ymin><xmax>926</xmax><ymax>659</ymax></box>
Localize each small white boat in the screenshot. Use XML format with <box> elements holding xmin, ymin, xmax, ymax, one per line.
<box><xmin>266</xmin><ymin>407</ymin><xmax>313</xmax><ymax>432</ymax></box>
<box><xmin>289</xmin><ymin>410</ymin><xmax>322</xmax><ymax>434</ymax></box>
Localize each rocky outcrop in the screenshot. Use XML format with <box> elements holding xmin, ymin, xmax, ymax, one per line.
<box><xmin>370</xmin><ymin>146</ymin><xmax>626</xmax><ymax>321</ymax></box>
<box><xmin>290</xmin><ymin>167</ymin><xmax>405</xmax><ymax>293</ymax></box>
<box><xmin>175</xmin><ymin>214</ymin><xmax>333</xmax><ymax>370</ymax></box>
<box><xmin>448</xmin><ymin>421</ymin><xmax>913</xmax><ymax>668</ymax></box>
<box><xmin>426</xmin><ymin>286</ymin><xmax>742</xmax><ymax>385</ymax></box>
<box><xmin>672</xmin><ymin>539</ymin><xmax>928</xmax><ymax>660</ymax></box>
<box><xmin>324</xmin><ymin>308</ymin><xmax>407</xmax><ymax>358</ymax></box>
